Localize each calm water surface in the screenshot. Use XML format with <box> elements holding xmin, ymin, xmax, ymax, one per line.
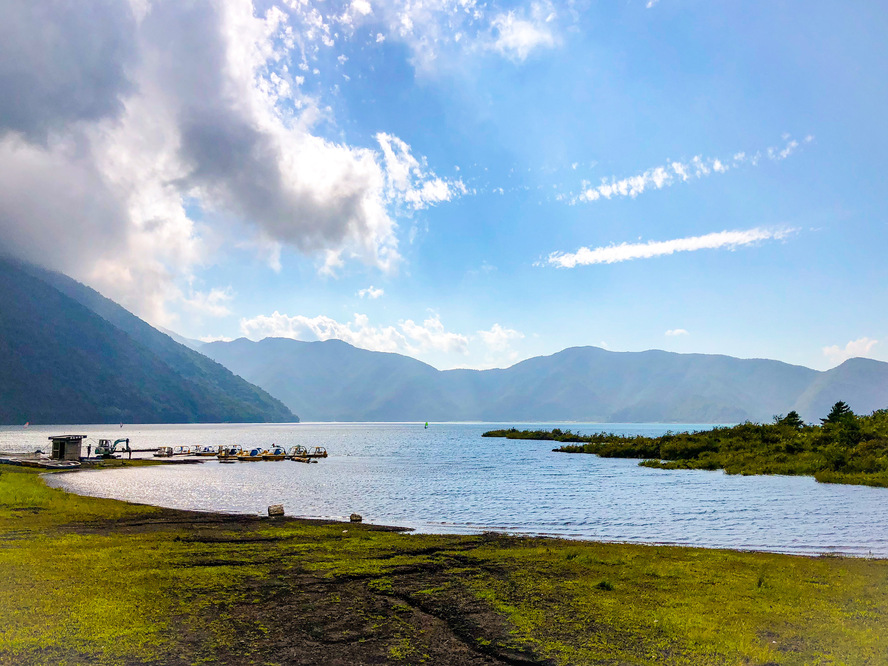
<box><xmin>5</xmin><ymin>422</ymin><xmax>887</xmax><ymax>557</ymax></box>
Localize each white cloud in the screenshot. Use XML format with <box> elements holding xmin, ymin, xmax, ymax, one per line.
<box><xmin>646</xmin><ymin>0</ymin><xmax>660</xmax><ymax>8</ymax></box>
<box><xmin>199</xmin><ymin>334</ymin><xmax>235</xmax><ymax>343</ymax></box>
<box><xmin>822</xmin><ymin>337</ymin><xmax>879</xmax><ymax>365</ymax></box>
<box><xmin>489</xmin><ymin>4</ymin><xmax>558</xmax><ymax>62</ymax></box>
<box><xmin>239</xmin><ymin>311</ymin><xmax>468</xmax><ymax>356</ymax></box>
<box><xmin>351</xmin><ymin>0</ymin><xmax>374</xmax><ymax>17</ymax></box>
<box><xmin>320</xmin><ymin>1</ymin><xmax>564</xmax><ymax>72</ymax></box>
<box><xmin>570</xmin><ymin>136</ymin><xmax>810</xmax><ymax>205</ymax></box>
<box><xmin>376</xmin><ymin>132</ymin><xmax>466</xmax><ymax>209</ymax></box>
<box><xmin>546</xmin><ymin>227</ymin><xmax>797</xmax><ymax>268</ymax></box>
<box><xmin>182</xmin><ymin>286</ymin><xmax>235</xmax><ymax>317</ymax></box>
<box><xmin>0</xmin><ymin>0</ymin><xmax>471</xmax><ymax>326</ymax></box>
<box><xmin>358</xmin><ymin>285</ymin><xmax>385</xmax><ymax>299</ymax></box>
<box><xmin>478</xmin><ymin>323</ymin><xmax>524</xmax><ymax>351</ymax></box>
<box><xmin>665</xmin><ymin>328</ymin><xmax>689</xmax><ymax>337</ymax></box>
<box><xmin>401</xmin><ymin>315</ymin><xmax>470</xmax><ymax>354</ymax></box>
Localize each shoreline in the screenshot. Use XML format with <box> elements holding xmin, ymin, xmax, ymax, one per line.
<box><xmin>3</xmin><ymin>465</ymin><xmax>888</xmax><ymax>664</ymax></box>
<box><xmin>43</xmin><ymin>460</ymin><xmax>887</xmax><ymax>560</ymax></box>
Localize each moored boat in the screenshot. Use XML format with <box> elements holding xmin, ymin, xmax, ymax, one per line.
<box><xmin>154</xmin><ymin>446</ymin><xmax>174</xmax><ymax>458</ymax></box>
<box><xmin>262</xmin><ymin>444</ymin><xmax>287</xmax><ymax>461</ymax></box>
<box><xmin>236</xmin><ymin>446</ymin><xmax>265</xmax><ymax>461</ymax></box>
<box><xmin>306</xmin><ymin>446</ymin><xmax>328</xmax><ymax>459</ymax></box>
<box><xmin>172</xmin><ymin>446</ymin><xmax>192</xmax><ymax>456</ymax></box>
<box><xmin>217</xmin><ymin>445</ymin><xmax>242</xmax><ymax>461</ymax></box>
<box><xmin>193</xmin><ymin>445</ymin><xmax>219</xmax><ymax>457</ymax></box>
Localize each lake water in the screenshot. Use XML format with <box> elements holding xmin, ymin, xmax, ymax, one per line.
<box><xmin>5</xmin><ymin>422</ymin><xmax>887</xmax><ymax>557</ymax></box>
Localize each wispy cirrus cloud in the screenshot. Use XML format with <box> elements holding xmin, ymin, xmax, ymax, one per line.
<box><xmin>561</xmin><ymin>135</ymin><xmax>811</xmax><ymax>205</ymax></box>
<box><xmin>545</xmin><ymin>227</ymin><xmax>797</xmax><ymax>268</ymax></box>
<box><xmin>292</xmin><ymin>1</ymin><xmax>564</xmax><ymax>73</ymax></box>
<box><xmin>377</xmin><ymin>133</ymin><xmax>466</xmax><ymax>210</ymax></box>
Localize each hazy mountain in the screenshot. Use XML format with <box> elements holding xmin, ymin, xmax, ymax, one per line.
<box><xmin>158</xmin><ymin>327</ymin><xmax>205</xmax><ymax>351</ymax></box>
<box><xmin>792</xmin><ymin>357</ymin><xmax>888</xmax><ymax>420</ymax></box>
<box><xmin>202</xmin><ymin>337</ymin><xmax>888</xmax><ymax>424</ymax></box>
<box><xmin>200</xmin><ymin>337</ymin><xmax>452</xmax><ymax>421</ymax></box>
<box><xmin>0</xmin><ymin>258</ymin><xmax>296</xmax><ymax>425</ymax></box>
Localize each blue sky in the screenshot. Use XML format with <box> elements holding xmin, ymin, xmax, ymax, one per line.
<box><xmin>1</xmin><ymin>0</ymin><xmax>886</xmax><ymax>370</ymax></box>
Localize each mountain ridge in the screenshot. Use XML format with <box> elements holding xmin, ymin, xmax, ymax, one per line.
<box><xmin>0</xmin><ymin>257</ymin><xmax>297</xmax><ymax>425</ymax></box>
<box><xmin>202</xmin><ymin>337</ymin><xmax>888</xmax><ymax>423</ymax></box>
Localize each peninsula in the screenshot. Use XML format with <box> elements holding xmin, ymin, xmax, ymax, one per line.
<box><xmin>484</xmin><ymin>402</ymin><xmax>888</xmax><ymax>488</ymax></box>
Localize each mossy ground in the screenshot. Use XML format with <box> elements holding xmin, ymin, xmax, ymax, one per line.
<box><xmin>2</xmin><ymin>465</ymin><xmax>888</xmax><ymax>665</ymax></box>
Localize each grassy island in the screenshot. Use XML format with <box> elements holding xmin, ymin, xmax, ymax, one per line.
<box><xmin>484</xmin><ymin>403</ymin><xmax>888</xmax><ymax>488</ymax></box>
<box><xmin>3</xmin><ymin>462</ymin><xmax>888</xmax><ymax>664</ymax></box>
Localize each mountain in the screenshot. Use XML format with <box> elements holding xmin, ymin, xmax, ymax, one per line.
<box><xmin>202</xmin><ymin>337</ymin><xmax>888</xmax><ymax>423</ymax></box>
<box><xmin>792</xmin><ymin>357</ymin><xmax>888</xmax><ymax>419</ymax></box>
<box><xmin>158</xmin><ymin>327</ymin><xmax>205</xmax><ymax>351</ymax></box>
<box><xmin>199</xmin><ymin>337</ymin><xmax>450</xmax><ymax>421</ymax></box>
<box><xmin>0</xmin><ymin>257</ymin><xmax>296</xmax><ymax>424</ymax></box>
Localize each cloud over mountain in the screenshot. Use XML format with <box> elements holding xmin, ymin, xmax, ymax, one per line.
<box><xmin>0</xmin><ymin>0</ymin><xmax>464</xmax><ymax>325</ymax></box>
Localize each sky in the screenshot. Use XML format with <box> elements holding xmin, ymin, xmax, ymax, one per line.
<box><xmin>1</xmin><ymin>0</ymin><xmax>887</xmax><ymax>371</ymax></box>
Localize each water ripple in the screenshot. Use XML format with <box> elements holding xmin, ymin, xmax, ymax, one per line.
<box><xmin>4</xmin><ymin>422</ymin><xmax>882</xmax><ymax>557</ymax></box>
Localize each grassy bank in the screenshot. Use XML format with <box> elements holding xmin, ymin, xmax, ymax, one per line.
<box><xmin>2</xmin><ymin>465</ymin><xmax>888</xmax><ymax>665</ymax></box>
<box><xmin>484</xmin><ymin>405</ymin><xmax>888</xmax><ymax>487</ymax></box>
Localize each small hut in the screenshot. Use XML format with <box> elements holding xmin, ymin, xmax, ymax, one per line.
<box><xmin>49</xmin><ymin>435</ymin><xmax>87</xmax><ymax>461</ymax></box>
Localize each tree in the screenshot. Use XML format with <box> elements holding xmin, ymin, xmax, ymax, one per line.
<box><xmin>777</xmin><ymin>411</ymin><xmax>804</xmax><ymax>428</ymax></box>
<box><xmin>821</xmin><ymin>401</ymin><xmax>854</xmax><ymax>425</ymax></box>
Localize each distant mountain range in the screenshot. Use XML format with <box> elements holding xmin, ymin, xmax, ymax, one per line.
<box><xmin>4</xmin><ymin>254</ymin><xmax>885</xmax><ymax>426</ymax></box>
<box><xmin>202</xmin><ymin>337</ymin><xmax>888</xmax><ymax>424</ymax></box>
<box><xmin>0</xmin><ymin>257</ymin><xmax>296</xmax><ymax>425</ymax></box>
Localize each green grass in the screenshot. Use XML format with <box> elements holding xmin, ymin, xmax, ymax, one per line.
<box><xmin>2</xmin><ymin>465</ymin><xmax>888</xmax><ymax>664</ymax></box>
<box><xmin>460</xmin><ymin>539</ymin><xmax>888</xmax><ymax>664</ymax></box>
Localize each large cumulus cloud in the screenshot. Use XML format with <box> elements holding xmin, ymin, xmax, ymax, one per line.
<box><xmin>0</xmin><ymin>0</ymin><xmax>458</xmax><ymax>324</ymax></box>
<box><xmin>0</xmin><ymin>0</ymin><xmax>137</xmax><ymax>140</ymax></box>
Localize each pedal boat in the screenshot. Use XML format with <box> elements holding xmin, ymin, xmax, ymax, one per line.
<box><xmin>262</xmin><ymin>445</ymin><xmax>287</xmax><ymax>461</ymax></box>
<box><xmin>217</xmin><ymin>445</ymin><xmax>243</xmax><ymax>461</ymax></box>
<box><xmin>236</xmin><ymin>446</ymin><xmax>265</xmax><ymax>461</ymax></box>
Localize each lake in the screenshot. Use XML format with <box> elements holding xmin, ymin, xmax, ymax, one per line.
<box><xmin>5</xmin><ymin>422</ymin><xmax>887</xmax><ymax>557</ymax></box>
